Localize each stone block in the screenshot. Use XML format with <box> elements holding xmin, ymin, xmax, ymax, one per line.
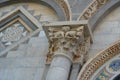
<box><xmin>34</xmin><ymin>68</ymin><xmax>45</xmax><ymax>80</ymax></box>
<box><xmin>27</xmin><ymin>36</ymin><xmax>48</xmax><ymax>56</ymax></box>
<box><xmin>0</xmin><ymin>57</ymin><xmax>46</xmax><ymax>68</ymax></box>
<box><xmin>18</xmin><ymin>44</ymin><xmax>28</xmax><ymax>51</ymax></box>
<box><xmin>28</xmin><ymin>37</ymin><xmax>48</xmax><ymax>46</ymax></box>
<box><xmin>7</xmin><ymin>51</ymin><xmax>25</xmax><ymax>58</ymax></box>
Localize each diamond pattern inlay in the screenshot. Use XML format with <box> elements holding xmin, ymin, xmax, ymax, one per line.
<box><xmin>0</xmin><ymin>22</ymin><xmax>28</xmax><ymax>46</ymax></box>
<box><xmin>2</xmin><ymin>25</ymin><xmax>24</xmax><ymax>42</ymax></box>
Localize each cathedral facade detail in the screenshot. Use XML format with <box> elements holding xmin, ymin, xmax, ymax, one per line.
<box><xmin>0</xmin><ymin>0</ymin><xmax>120</xmax><ymax>80</ymax></box>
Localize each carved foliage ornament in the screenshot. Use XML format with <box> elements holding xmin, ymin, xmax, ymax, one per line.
<box><xmin>46</xmin><ymin>26</ymin><xmax>90</xmax><ymax>64</ymax></box>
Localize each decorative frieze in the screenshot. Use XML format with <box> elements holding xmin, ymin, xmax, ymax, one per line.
<box><xmin>43</xmin><ymin>21</ymin><xmax>93</xmax><ymax>64</ymax></box>
<box><xmin>79</xmin><ymin>0</ymin><xmax>109</xmax><ymax>20</ymax></box>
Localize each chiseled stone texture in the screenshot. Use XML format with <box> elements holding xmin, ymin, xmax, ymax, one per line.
<box><xmin>88</xmin><ymin>6</ymin><xmax>120</xmax><ymax>59</ymax></box>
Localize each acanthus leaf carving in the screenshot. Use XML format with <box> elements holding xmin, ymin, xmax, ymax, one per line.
<box><xmin>46</xmin><ymin>25</ymin><xmax>91</xmax><ymax>64</ymax></box>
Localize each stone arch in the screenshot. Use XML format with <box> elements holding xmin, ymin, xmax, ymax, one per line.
<box><xmin>77</xmin><ymin>40</ymin><xmax>120</xmax><ymax>80</ymax></box>
<box><xmin>77</xmin><ymin>1</ymin><xmax>120</xmax><ymax>79</ymax></box>
<box><xmin>77</xmin><ymin>0</ymin><xmax>120</xmax><ymax>31</ymax></box>
<box><xmin>0</xmin><ymin>0</ymin><xmax>71</xmax><ymax>21</ymax></box>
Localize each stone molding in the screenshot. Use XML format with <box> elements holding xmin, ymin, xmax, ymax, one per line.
<box><xmin>0</xmin><ymin>0</ymin><xmax>71</xmax><ymax>21</ymax></box>
<box><xmin>77</xmin><ymin>40</ymin><xmax>120</xmax><ymax>80</ymax></box>
<box><xmin>0</xmin><ymin>6</ymin><xmax>42</xmax><ymax>30</ymax></box>
<box><xmin>0</xmin><ymin>18</ymin><xmax>32</xmax><ymax>32</ymax></box>
<box><xmin>54</xmin><ymin>0</ymin><xmax>72</xmax><ymax>20</ymax></box>
<box><xmin>78</xmin><ymin>0</ymin><xmax>109</xmax><ymax>20</ymax></box>
<box><xmin>43</xmin><ymin>21</ymin><xmax>93</xmax><ymax>64</ymax></box>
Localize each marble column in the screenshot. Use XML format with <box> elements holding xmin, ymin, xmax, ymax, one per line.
<box><xmin>46</xmin><ymin>53</ymin><xmax>72</xmax><ymax>80</ymax></box>
<box><xmin>69</xmin><ymin>63</ymin><xmax>82</xmax><ymax>80</ymax></box>
<box><xmin>43</xmin><ymin>24</ymin><xmax>92</xmax><ymax>80</ymax></box>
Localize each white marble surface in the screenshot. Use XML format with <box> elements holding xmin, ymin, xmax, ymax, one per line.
<box><xmin>46</xmin><ymin>56</ymin><xmax>71</xmax><ymax>80</ymax></box>
<box><xmin>88</xmin><ymin>6</ymin><xmax>120</xmax><ymax>59</ymax></box>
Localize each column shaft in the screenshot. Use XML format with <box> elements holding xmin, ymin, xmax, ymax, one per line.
<box><xmin>46</xmin><ymin>56</ymin><xmax>71</xmax><ymax>80</ymax></box>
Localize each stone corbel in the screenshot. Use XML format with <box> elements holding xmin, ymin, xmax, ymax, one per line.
<box><xmin>43</xmin><ymin>21</ymin><xmax>93</xmax><ymax>64</ymax></box>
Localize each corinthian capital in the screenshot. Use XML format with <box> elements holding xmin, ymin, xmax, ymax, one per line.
<box><xmin>43</xmin><ymin>21</ymin><xmax>93</xmax><ymax>64</ymax></box>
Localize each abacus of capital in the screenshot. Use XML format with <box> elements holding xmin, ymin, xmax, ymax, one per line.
<box><xmin>43</xmin><ymin>21</ymin><xmax>93</xmax><ymax>80</ymax></box>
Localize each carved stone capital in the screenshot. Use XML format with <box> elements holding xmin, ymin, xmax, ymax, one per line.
<box><xmin>43</xmin><ymin>21</ymin><xmax>93</xmax><ymax>64</ymax></box>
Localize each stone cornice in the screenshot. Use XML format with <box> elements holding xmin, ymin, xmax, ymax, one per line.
<box><xmin>77</xmin><ymin>40</ymin><xmax>120</xmax><ymax>80</ymax></box>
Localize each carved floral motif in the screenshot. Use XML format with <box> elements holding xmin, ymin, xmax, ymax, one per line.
<box><xmin>46</xmin><ymin>26</ymin><xmax>91</xmax><ymax>64</ymax></box>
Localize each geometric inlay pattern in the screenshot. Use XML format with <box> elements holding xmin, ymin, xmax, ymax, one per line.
<box><xmin>0</xmin><ymin>3</ymin><xmax>59</xmax><ymax>52</ymax></box>
<box><xmin>0</xmin><ymin>22</ymin><xmax>28</xmax><ymax>46</ymax></box>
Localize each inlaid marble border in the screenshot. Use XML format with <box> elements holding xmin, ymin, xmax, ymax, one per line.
<box><xmin>0</xmin><ymin>7</ymin><xmax>42</xmax><ymax>31</ymax></box>
<box><xmin>0</xmin><ymin>18</ymin><xmax>33</xmax><ymax>32</ymax></box>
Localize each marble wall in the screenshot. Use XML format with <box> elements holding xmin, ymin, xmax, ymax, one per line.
<box><xmin>88</xmin><ymin>5</ymin><xmax>120</xmax><ymax>59</ymax></box>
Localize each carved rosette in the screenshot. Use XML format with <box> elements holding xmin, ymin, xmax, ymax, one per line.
<box><xmin>46</xmin><ymin>25</ymin><xmax>91</xmax><ymax>64</ymax></box>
